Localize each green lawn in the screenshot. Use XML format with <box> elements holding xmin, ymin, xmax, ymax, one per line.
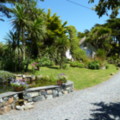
<box><xmin>34</xmin><ymin>64</ymin><xmax>118</xmax><ymax>90</ymax></box>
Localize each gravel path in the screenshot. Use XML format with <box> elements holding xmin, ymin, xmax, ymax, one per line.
<box><xmin>1</xmin><ymin>72</ymin><xmax>120</xmax><ymax>120</ymax></box>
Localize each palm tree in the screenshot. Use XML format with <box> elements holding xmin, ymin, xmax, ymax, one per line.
<box><xmin>11</xmin><ymin>3</ymin><xmax>28</xmax><ymax>60</ymax></box>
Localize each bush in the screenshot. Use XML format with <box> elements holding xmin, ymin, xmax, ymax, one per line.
<box><xmin>37</xmin><ymin>57</ymin><xmax>54</xmax><ymax>67</ymax></box>
<box><xmin>96</xmin><ymin>49</ymin><xmax>106</xmax><ymax>60</ymax></box>
<box><xmin>72</xmin><ymin>48</ymin><xmax>87</xmax><ymax>62</ymax></box>
<box><xmin>0</xmin><ymin>71</ymin><xmax>15</xmax><ymax>84</ymax></box>
<box><xmin>88</xmin><ymin>61</ymin><xmax>100</xmax><ymax>70</ymax></box>
<box><xmin>70</xmin><ymin>61</ymin><xmax>84</xmax><ymax>68</ymax></box>
<box><xmin>107</xmin><ymin>57</ymin><xmax>120</xmax><ymax>67</ymax></box>
<box><xmin>106</xmin><ymin>64</ymin><xmax>109</xmax><ymax>69</ymax></box>
<box><xmin>61</xmin><ymin>64</ymin><xmax>69</xmax><ymax>69</ymax></box>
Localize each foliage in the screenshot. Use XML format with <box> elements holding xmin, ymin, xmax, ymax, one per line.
<box><xmin>70</xmin><ymin>61</ymin><xmax>85</xmax><ymax>68</ymax></box>
<box><xmin>10</xmin><ymin>79</ymin><xmax>28</xmax><ymax>89</ymax></box>
<box><xmin>0</xmin><ymin>71</ymin><xmax>15</xmax><ymax>83</ymax></box>
<box><xmin>87</xmin><ymin>26</ymin><xmax>112</xmax><ymax>54</ymax></box>
<box><xmin>96</xmin><ymin>49</ymin><xmax>106</xmax><ymax>60</ymax></box>
<box><xmin>37</xmin><ymin>56</ymin><xmax>54</xmax><ymax>67</ymax></box>
<box><xmin>89</xmin><ymin>0</ymin><xmax>120</xmax><ymax>18</ymax></box>
<box><xmin>73</xmin><ymin>48</ymin><xmax>87</xmax><ymax>62</ymax></box>
<box><xmin>57</xmin><ymin>73</ymin><xmax>67</xmax><ymax>83</ymax></box>
<box><xmin>67</xmin><ymin>25</ymin><xmax>87</xmax><ymax>61</ymax></box>
<box><xmin>107</xmin><ymin>56</ymin><xmax>120</xmax><ymax>67</ymax></box>
<box><xmin>60</xmin><ymin>64</ymin><xmax>69</xmax><ymax>69</ymax></box>
<box><xmin>88</xmin><ymin>61</ymin><xmax>100</xmax><ymax>70</ymax></box>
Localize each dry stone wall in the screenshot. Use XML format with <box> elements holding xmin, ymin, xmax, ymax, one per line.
<box><xmin>0</xmin><ymin>81</ymin><xmax>73</xmax><ymax>114</ymax></box>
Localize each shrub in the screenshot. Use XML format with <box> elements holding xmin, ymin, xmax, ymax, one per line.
<box><xmin>107</xmin><ymin>57</ymin><xmax>120</xmax><ymax>67</ymax></box>
<box><xmin>72</xmin><ymin>48</ymin><xmax>87</xmax><ymax>62</ymax></box>
<box><xmin>106</xmin><ymin>64</ymin><xmax>109</xmax><ymax>69</ymax></box>
<box><xmin>70</xmin><ymin>61</ymin><xmax>84</xmax><ymax>68</ymax></box>
<box><xmin>57</xmin><ymin>73</ymin><xmax>67</xmax><ymax>83</ymax></box>
<box><xmin>0</xmin><ymin>71</ymin><xmax>15</xmax><ymax>84</ymax></box>
<box><xmin>96</xmin><ymin>49</ymin><xmax>106</xmax><ymax>60</ymax></box>
<box><xmin>88</xmin><ymin>61</ymin><xmax>100</xmax><ymax>70</ymax></box>
<box><xmin>37</xmin><ymin>57</ymin><xmax>54</xmax><ymax>67</ymax></box>
<box><xmin>61</xmin><ymin>64</ymin><xmax>69</xmax><ymax>69</ymax></box>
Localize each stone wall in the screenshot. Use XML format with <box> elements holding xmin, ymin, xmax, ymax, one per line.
<box><xmin>0</xmin><ymin>81</ymin><xmax>73</xmax><ymax>114</ymax></box>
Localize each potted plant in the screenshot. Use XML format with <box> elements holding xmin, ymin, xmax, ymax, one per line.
<box><xmin>11</xmin><ymin>79</ymin><xmax>28</xmax><ymax>92</ymax></box>
<box><xmin>57</xmin><ymin>73</ymin><xmax>67</xmax><ymax>86</ymax></box>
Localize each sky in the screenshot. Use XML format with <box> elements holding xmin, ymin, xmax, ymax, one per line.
<box><xmin>0</xmin><ymin>0</ymin><xmax>110</xmax><ymax>43</ymax></box>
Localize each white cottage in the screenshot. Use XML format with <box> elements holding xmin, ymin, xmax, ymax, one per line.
<box><xmin>65</xmin><ymin>37</ymin><xmax>96</xmax><ymax>59</ymax></box>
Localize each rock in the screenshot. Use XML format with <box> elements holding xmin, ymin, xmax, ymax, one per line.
<box><xmin>22</xmin><ymin>75</ymin><xmax>26</xmax><ymax>78</ymax></box>
<box><xmin>47</xmin><ymin>90</ymin><xmax>53</xmax><ymax>95</ymax></box>
<box><xmin>28</xmin><ymin>92</ymin><xmax>39</xmax><ymax>97</ymax></box>
<box><xmin>24</xmin><ymin>101</ymin><xmax>34</xmax><ymax>105</ymax></box>
<box><xmin>0</xmin><ymin>102</ymin><xmax>4</xmax><ymax>107</ymax></box>
<box><xmin>8</xmin><ymin>97</ymin><xmax>14</xmax><ymax>104</ymax></box>
<box><xmin>4</xmin><ymin>101</ymin><xmax>9</xmax><ymax>106</ymax></box>
<box><xmin>31</xmin><ymin>76</ymin><xmax>36</xmax><ymax>81</ymax></box>
<box><xmin>27</xmin><ymin>98</ymin><xmax>33</xmax><ymax>102</ymax></box>
<box><xmin>3</xmin><ymin>97</ymin><xmax>8</xmax><ymax>102</ymax></box>
<box><xmin>66</xmin><ymin>87</ymin><xmax>71</xmax><ymax>91</ymax></box>
<box><xmin>0</xmin><ymin>107</ymin><xmax>4</xmax><ymax>115</ymax></box>
<box><xmin>66</xmin><ymin>87</ymin><xmax>73</xmax><ymax>93</ymax></box>
<box><xmin>53</xmin><ymin>90</ymin><xmax>58</xmax><ymax>97</ymax></box>
<box><xmin>0</xmin><ymin>105</ymin><xmax>11</xmax><ymax>114</ymax></box>
<box><xmin>16</xmin><ymin>105</ymin><xmax>24</xmax><ymax>110</ymax></box>
<box><xmin>41</xmin><ymin>90</ymin><xmax>47</xmax><ymax>96</ymax></box>
<box><xmin>46</xmin><ymin>95</ymin><xmax>53</xmax><ymax>100</ymax></box>
<box><xmin>23</xmin><ymin>94</ymin><xmax>31</xmax><ymax>100</ymax></box>
<box><xmin>101</xmin><ymin>66</ymin><xmax>106</xmax><ymax>70</ymax></box>
<box><xmin>24</xmin><ymin>104</ymin><xmax>34</xmax><ymax>110</ymax></box>
<box><xmin>0</xmin><ymin>98</ymin><xmax>3</xmax><ymax>103</ymax></box>
<box><xmin>55</xmin><ymin>88</ymin><xmax>61</xmax><ymax>92</ymax></box>
<box><xmin>13</xmin><ymin>94</ymin><xmax>18</xmax><ymax>100</ymax></box>
<box><xmin>58</xmin><ymin>92</ymin><xmax>63</xmax><ymax>96</ymax></box>
<box><xmin>32</xmin><ymin>96</ymin><xmax>45</xmax><ymax>102</ymax></box>
<box><xmin>36</xmin><ymin>75</ymin><xmax>42</xmax><ymax>80</ymax></box>
<box><xmin>109</xmin><ymin>114</ymin><xmax>114</xmax><ymax>119</ymax></box>
<box><xmin>11</xmin><ymin>103</ymin><xmax>15</xmax><ymax>109</ymax></box>
<box><xmin>63</xmin><ymin>91</ymin><xmax>68</xmax><ymax>94</ymax></box>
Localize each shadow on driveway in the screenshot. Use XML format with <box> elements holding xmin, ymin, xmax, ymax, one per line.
<box><xmin>85</xmin><ymin>102</ymin><xmax>120</xmax><ymax>120</ymax></box>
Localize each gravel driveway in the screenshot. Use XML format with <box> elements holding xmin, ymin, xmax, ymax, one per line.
<box><xmin>1</xmin><ymin>72</ymin><xmax>120</xmax><ymax>120</ymax></box>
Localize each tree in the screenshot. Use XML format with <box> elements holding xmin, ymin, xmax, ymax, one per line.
<box><xmin>11</xmin><ymin>3</ymin><xmax>29</xmax><ymax>60</ymax></box>
<box><xmin>87</xmin><ymin>25</ymin><xmax>112</xmax><ymax>56</ymax></box>
<box><xmin>42</xmin><ymin>9</ymin><xmax>69</xmax><ymax>67</ymax></box>
<box><xmin>27</xmin><ymin>9</ymin><xmax>46</xmax><ymax>58</ymax></box>
<box><xmin>0</xmin><ymin>0</ymin><xmax>44</xmax><ymax>20</ymax></box>
<box><xmin>67</xmin><ymin>25</ymin><xmax>87</xmax><ymax>61</ymax></box>
<box><xmin>105</xmin><ymin>18</ymin><xmax>120</xmax><ymax>57</ymax></box>
<box><xmin>89</xmin><ymin>0</ymin><xmax>120</xmax><ymax>18</ymax></box>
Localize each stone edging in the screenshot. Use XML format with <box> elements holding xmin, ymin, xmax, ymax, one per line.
<box><xmin>0</xmin><ymin>81</ymin><xmax>74</xmax><ymax>114</ymax></box>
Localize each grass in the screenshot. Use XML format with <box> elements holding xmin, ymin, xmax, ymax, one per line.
<box><xmin>0</xmin><ymin>64</ymin><xmax>118</xmax><ymax>93</ymax></box>
<box><xmin>33</xmin><ymin>64</ymin><xmax>118</xmax><ymax>90</ymax></box>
